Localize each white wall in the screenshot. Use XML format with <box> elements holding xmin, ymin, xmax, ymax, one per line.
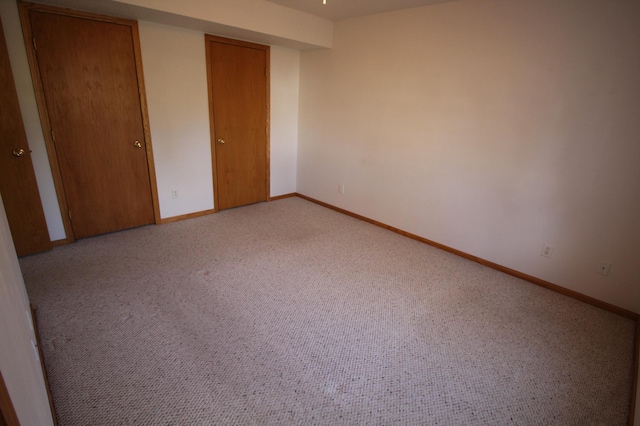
<box><xmin>270</xmin><ymin>46</ymin><xmax>300</xmax><ymax>196</ymax></box>
<box><xmin>111</xmin><ymin>0</ymin><xmax>333</xmax><ymax>49</ymax></box>
<box><xmin>0</xmin><ymin>197</ymin><xmax>54</xmax><ymax>426</ymax></box>
<box><xmin>297</xmin><ymin>0</ymin><xmax>640</xmax><ymax>313</ymax></box>
<box><xmin>138</xmin><ymin>22</ymin><xmax>214</xmax><ymax>218</ymax></box>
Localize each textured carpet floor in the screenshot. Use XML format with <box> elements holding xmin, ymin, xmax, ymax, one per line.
<box><xmin>20</xmin><ymin>197</ymin><xmax>635</xmax><ymax>425</ymax></box>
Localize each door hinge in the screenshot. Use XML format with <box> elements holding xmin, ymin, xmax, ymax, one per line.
<box><xmin>68</xmin><ymin>210</ymin><xmax>72</xmax><ymax>220</ymax></box>
<box><xmin>32</xmin><ymin>37</ymin><xmax>37</xmax><ymax>50</ymax></box>
<box><xmin>51</xmin><ymin>129</ymin><xmax>56</xmax><ymax>142</ymax></box>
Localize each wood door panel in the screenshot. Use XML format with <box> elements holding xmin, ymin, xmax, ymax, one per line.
<box><xmin>30</xmin><ymin>11</ymin><xmax>154</xmax><ymax>239</ymax></box>
<box><xmin>0</xmin><ymin>19</ymin><xmax>51</xmax><ymax>256</ymax></box>
<box><xmin>208</xmin><ymin>38</ymin><xmax>268</xmax><ymax>210</ymax></box>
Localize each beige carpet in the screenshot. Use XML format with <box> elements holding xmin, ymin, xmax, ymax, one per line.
<box><xmin>20</xmin><ymin>197</ymin><xmax>635</xmax><ymax>425</ymax></box>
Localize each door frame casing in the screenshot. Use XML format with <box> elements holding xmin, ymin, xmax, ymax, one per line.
<box><xmin>0</xmin><ymin>370</ymin><xmax>19</xmax><ymax>426</ymax></box>
<box><xmin>0</xmin><ymin>17</ymin><xmax>51</xmax><ymax>256</ymax></box>
<box><xmin>204</xmin><ymin>34</ymin><xmax>270</xmax><ymax>212</ymax></box>
<box><xmin>18</xmin><ymin>2</ymin><xmax>161</xmax><ymax>243</ymax></box>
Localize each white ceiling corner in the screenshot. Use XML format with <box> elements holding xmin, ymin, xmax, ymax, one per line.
<box><xmin>263</xmin><ymin>0</ymin><xmax>460</xmax><ymax>21</ymax></box>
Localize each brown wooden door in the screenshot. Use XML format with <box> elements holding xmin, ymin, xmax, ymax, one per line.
<box><xmin>0</xmin><ymin>19</ymin><xmax>51</xmax><ymax>256</ymax></box>
<box><xmin>0</xmin><ymin>368</ymin><xmax>19</xmax><ymax>426</ymax></box>
<box><xmin>28</xmin><ymin>10</ymin><xmax>155</xmax><ymax>239</ymax></box>
<box><xmin>206</xmin><ymin>36</ymin><xmax>269</xmax><ymax>211</ymax></box>
<box><xmin>0</xmin><ymin>369</ymin><xmax>19</xmax><ymax>426</ymax></box>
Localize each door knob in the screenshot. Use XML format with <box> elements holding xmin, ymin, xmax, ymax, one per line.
<box><xmin>217</xmin><ymin>139</ymin><xmax>225</xmax><ymax>144</ymax></box>
<box><xmin>12</xmin><ymin>148</ymin><xmax>26</xmax><ymax>157</ymax></box>
<box><xmin>134</xmin><ymin>140</ymin><xmax>142</xmax><ymax>148</ymax></box>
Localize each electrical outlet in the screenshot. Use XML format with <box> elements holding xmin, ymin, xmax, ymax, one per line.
<box><xmin>541</xmin><ymin>243</ymin><xmax>554</xmax><ymax>258</ymax></box>
<box><xmin>597</xmin><ymin>261</ymin><xmax>612</xmax><ymax>276</ymax></box>
<box><xmin>338</xmin><ymin>184</ymin><xmax>345</xmax><ymax>194</ymax></box>
<box><xmin>171</xmin><ymin>189</ymin><xmax>178</xmax><ymax>199</ymax></box>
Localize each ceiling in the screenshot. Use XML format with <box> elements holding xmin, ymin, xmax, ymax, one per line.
<box><xmin>263</xmin><ymin>0</ymin><xmax>458</xmax><ymax>21</ymax></box>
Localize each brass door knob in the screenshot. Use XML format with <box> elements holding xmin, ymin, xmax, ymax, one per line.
<box><xmin>12</xmin><ymin>148</ymin><xmax>26</xmax><ymax>157</ymax></box>
<box><xmin>134</xmin><ymin>140</ymin><xmax>142</xmax><ymax>148</ymax></box>
<box><xmin>217</xmin><ymin>139</ymin><xmax>226</xmax><ymax>144</ymax></box>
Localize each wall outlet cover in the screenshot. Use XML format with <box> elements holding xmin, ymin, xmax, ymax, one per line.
<box><xmin>541</xmin><ymin>243</ymin><xmax>554</xmax><ymax>258</ymax></box>
<box><xmin>597</xmin><ymin>261</ymin><xmax>612</xmax><ymax>276</ymax></box>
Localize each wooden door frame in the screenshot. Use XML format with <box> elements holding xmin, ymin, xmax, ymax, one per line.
<box><xmin>18</xmin><ymin>2</ymin><xmax>161</xmax><ymax>243</ymax></box>
<box><xmin>0</xmin><ymin>17</ymin><xmax>51</xmax><ymax>256</ymax></box>
<box><xmin>0</xmin><ymin>370</ymin><xmax>19</xmax><ymax>426</ymax></box>
<box><xmin>204</xmin><ymin>34</ymin><xmax>270</xmax><ymax>213</ymax></box>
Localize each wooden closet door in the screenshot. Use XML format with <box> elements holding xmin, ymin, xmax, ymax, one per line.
<box><xmin>0</xmin><ymin>19</ymin><xmax>50</xmax><ymax>256</ymax></box>
<box><xmin>206</xmin><ymin>36</ymin><xmax>269</xmax><ymax>211</ymax></box>
<box><xmin>29</xmin><ymin>10</ymin><xmax>154</xmax><ymax>239</ymax></box>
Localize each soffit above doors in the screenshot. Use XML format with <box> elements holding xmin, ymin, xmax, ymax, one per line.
<box><xmin>23</xmin><ymin>0</ymin><xmax>333</xmax><ymax>49</ymax></box>
<box><xmin>263</xmin><ymin>0</ymin><xmax>461</xmax><ymax>21</ymax></box>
